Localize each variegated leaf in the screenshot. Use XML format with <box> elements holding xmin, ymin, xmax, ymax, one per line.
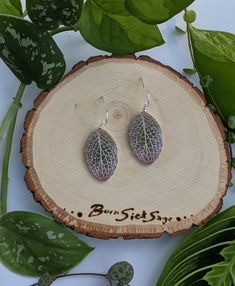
<box><xmin>38</xmin><ymin>273</ymin><xmax>56</xmax><ymax>286</ymax></box>
<box><xmin>27</xmin><ymin>0</ymin><xmax>84</xmax><ymax>30</ymax></box>
<box><xmin>84</xmin><ymin>128</ymin><xmax>118</xmax><ymax>182</ymax></box>
<box><xmin>129</xmin><ymin>111</ymin><xmax>162</xmax><ymax>164</ymax></box>
<box><xmin>0</xmin><ymin>15</ymin><xmax>65</xmax><ymax>88</ymax></box>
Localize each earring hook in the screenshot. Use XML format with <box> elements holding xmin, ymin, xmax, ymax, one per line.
<box><xmin>140</xmin><ymin>77</ymin><xmax>150</xmax><ymax>112</ymax></box>
<box><xmin>99</xmin><ymin>109</ymin><xmax>109</xmax><ymax>129</ymax></box>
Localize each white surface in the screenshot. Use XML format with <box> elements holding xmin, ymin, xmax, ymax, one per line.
<box><xmin>0</xmin><ymin>1</ymin><xmax>235</xmax><ymax>285</ymax></box>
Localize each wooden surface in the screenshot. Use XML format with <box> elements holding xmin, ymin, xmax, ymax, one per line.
<box><xmin>21</xmin><ymin>55</ymin><xmax>231</xmax><ymax>239</ymax></box>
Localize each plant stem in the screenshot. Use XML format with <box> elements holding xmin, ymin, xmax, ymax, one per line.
<box><xmin>184</xmin><ymin>9</ymin><xmax>226</xmax><ymax>123</ymax></box>
<box><xmin>50</xmin><ymin>26</ymin><xmax>77</xmax><ymax>36</ymax></box>
<box><xmin>28</xmin><ymin>272</ymin><xmax>110</xmax><ymax>286</ymax></box>
<box><xmin>0</xmin><ymin>83</ymin><xmax>26</xmax><ymax>216</ymax></box>
<box><xmin>0</xmin><ymin>83</ymin><xmax>26</xmax><ymax>144</ymax></box>
<box><xmin>23</xmin><ymin>9</ymin><xmax>28</xmax><ymax>17</ymax></box>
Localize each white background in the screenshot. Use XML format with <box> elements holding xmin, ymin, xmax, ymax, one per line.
<box><xmin>0</xmin><ymin>0</ymin><xmax>235</xmax><ymax>285</ymax></box>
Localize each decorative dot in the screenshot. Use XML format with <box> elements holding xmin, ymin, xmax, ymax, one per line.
<box><xmin>184</xmin><ymin>216</ymin><xmax>187</xmax><ymax>219</ymax></box>
<box><xmin>77</xmin><ymin>212</ymin><xmax>83</xmax><ymax>218</ymax></box>
<box><xmin>63</xmin><ymin>208</ymin><xmax>66</xmax><ymax>211</ymax></box>
<box><xmin>176</xmin><ymin>217</ymin><xmax>181</xmax><ymax>221</ymax></box>
<box><xmin>71</xmin><ymin>211</ymin><xmax>74</xmax><ymax>214</ymax></box>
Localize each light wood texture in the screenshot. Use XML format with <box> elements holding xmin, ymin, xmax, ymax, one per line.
<box><xmin>21</xmin><ymin>55</ymin><xmax>231</xmax><ymax>239</ymax></box>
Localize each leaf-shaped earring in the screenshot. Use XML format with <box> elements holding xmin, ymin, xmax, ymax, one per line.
<box><xmin>128</xmin><ymin>78</ymin><xmax>163</xmax><ymax>165</ymax></box>
<box><xmin>84</xmin><ymin>110</ymin><xmax>118</xmax><ymax>182</ymax></box>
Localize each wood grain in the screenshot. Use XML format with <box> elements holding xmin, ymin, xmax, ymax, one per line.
<box><xmin>21</xmin><ymin>55</ymin><xmax>231</xmax><ymax>239</ymax></box>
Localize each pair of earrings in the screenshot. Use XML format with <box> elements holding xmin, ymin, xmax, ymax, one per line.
<box><xmin>84</xmin><ymin>78</ymin><xmax>163</xmax><ymax>182</ymax></box>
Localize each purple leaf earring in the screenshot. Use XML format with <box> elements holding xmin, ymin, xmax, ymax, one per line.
<box><xmin>128</xmin><ymin>78</ymin><xmax>163</xmax><ymax>165</ymax></box>
<box><xmin>84</xmin><ymin>110</ymin><xmax>118</xmax><ymax>182</ymax></box>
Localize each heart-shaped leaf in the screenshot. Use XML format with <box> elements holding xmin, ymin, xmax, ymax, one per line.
<box><xmin>26</xmin><ymin>0</ymin><xmax>84</xmax><ymax>30</ymax></box>
<box><xmin>157</xmin><ymin>206</ymin><xmax>235</xmax><ymax>286</ymax></box>
<box><xmin>189</xmin><ymin>25</ymin><xmax>235</xmax><ymax>121</ymax></box>
<box><xmin>107</xmin><ymin>261</ymin><xmax>134</xmax><ymax>285</ymax></box>
<box><xmin>0</xmin><ymin>15</ymin><xmax>65</xmax><ymax>89</ymax></box>
<box><xmin>125</xmin><ymin>0</ymin><xmax>194</xmax><ymax>24</ymax></box>
<box><xmin>0</xmin><ymin>0</ymin><xmax>22</xmax><ymax>16</ymax></box>
<box><xmin>84</xmin><ymin>128</ymin><xmax>118</xmax><ymax>182</ymax></box>
<box><xmin>38</xmin><ymin>273</ymin><xmax>57</xmax><ymax>286</ymax></box>
<box><xmin>129</xmin><ymin>111</ymin><xmax>162</xmax><ymax>165</ymax></box>
<box><xmin>0</xmin><ymin>211</ymin><xmax>93</xmax><ymax>276</ymax></box>
<box><xmin>203</xmin><ymin>242</ymin><xmax>235</xmax><ymax>286</ymax></box>
<box><xmin>78</xmin><ymin>0</ymin><xmax>164</xmax><ymax>54</ymax></box>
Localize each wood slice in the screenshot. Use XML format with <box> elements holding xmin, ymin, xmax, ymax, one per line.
<box><xmin>21</xmin><ymin>55</ymin><xmax>231</xmax><ymax>239</ymax></box>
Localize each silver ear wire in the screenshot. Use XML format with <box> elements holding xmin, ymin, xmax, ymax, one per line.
<box><xmin>140</xmin><ymin>77</ymin><xmax>150</xmax><ymax>112</ymax></box>
<box><xmin>99</xmin><ymin>109</ymin><xmax>109</xmax><ymax>129</ymax></box>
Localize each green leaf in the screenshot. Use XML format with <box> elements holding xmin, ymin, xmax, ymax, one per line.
<box><xmin>189</xmin><ymin>25</ymin><xmax>235</xmax><ymax>121</ymax></box>
<box><xmin>228</xmin><ymin>115</ymin><xmax>235</xmax><ymax>129</ymax></box>
<box><xmin>78</xmin><ymin>0</ymin><xmax>164</xmax><ymax>54</ymax></box>
<box><xmin>0</xmin><ymin>0</ymin><xmax>22</xmax><ymax>16</ymax></box>
<box><xmin>0</xmin><ymin>211</ymin><xmax>93</xmax><ymax>276</ymax></box>
<box><xmin>26</xmin><ymin>0</ymin><xmax>84</xmax><ymax>30</ymax></box>
<box><xmin>38</xmin><ymin>273</ymin><xmax>56</xmax><ymax>286</ymax></box>
<box><xmin>124</xmin><ymin>0</ymin><xmax>194</xmax><ymax>25</ymax></box>
<box><xmin>183</xmin><ymin>68</ymin><xmax>196</xmax><ymax>75</ymax></box>
<box><xmin>0</xmin><ymin>15</ymin><xmax>66</xmax><ymax>89</ymax></box>
<box><xmin>183</xmin><ymin>10</ymin><xmax>196</xmax><ymax>24</ymax></box>
<box><xmin>107</xmin><ymin>261</ymin><xmax>134</xmax><ymax>285</ymax></box>
<box><xmin>157</xmin><ymin>206</ymin><xmax>235</xmax><ymax>286</ymax></box>
<box><xmin>175</xmin><ymin>26</ymin><xmax>186</xmax><ymax>34</ymax></box>
<box><xmin>203</xmin><ymin>243</ymin><xmax>235</xmax><ymax>286</ymax></box>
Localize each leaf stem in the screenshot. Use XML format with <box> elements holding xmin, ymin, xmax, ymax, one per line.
<box><xmin>0</xmin><ymin>83</ymin><xmax>26</xmax><ymax>216</ymax></box>
<box><xmin>50</xmin><ymin>26</ymin><xmax>77</xmax><ymax>36</ymax></box>
<box><xmin>28</xmin><ymin>272</ymin><xmax>110</xmax><ymax>286</ymax></box>
<box><xmin>0</xmin><ymin>83</ymin><xmax>26</xmax><ymax>144</ymax></box>
<box><xmin>184</xmin><ymin>9</ymin><xmax>226</xmax><ymax>123</ymax></box>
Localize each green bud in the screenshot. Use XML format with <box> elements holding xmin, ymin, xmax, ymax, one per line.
<box><xmin>229</xmin><ymin>181</ymin><xmax>234</xmax><ymax>188</ymax></box>
<box><xmin>200</xmin><ymin>75</ymin><xmax>214</xmax><ymax>88</ymax></box>
<box><xmin>228</xmin><ymin>115</ymin><xmax>235</xmax><ymax>129</ymax></box>
<box><xmin>227</xmin><ymin>131</ymin><xmax>235</xmax><ymax>144</ymax></box>
<box><xmin>183</xmin><ymin>10</ymin><xmax>196</xmax><ymax>23</ymax></box>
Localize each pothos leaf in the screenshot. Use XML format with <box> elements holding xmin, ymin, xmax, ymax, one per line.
<box><xmin>128</xmin><ymin>112</ymin><xmax>162</xmax><ymax>165</ymax></box>
<box><xmin>84</xmin><ymin>128</ymin><xmax>118</xmax><ymax>182</ymax></box>
<box><xmin>189</xmin><ymin>25</ymin><xmax>235</xmax><ymax>121</ymax></box>
<box><xmin>107</xmin><ymin>261</ymin><xmax>134</xmax><ymax>286</ymax></box>
<box><xmin>38</xmin><ymin>273</ymin><xmax>57</xmax><ymax>286</ymax></box>
<box><xmin>0</xmin><ymin>0</ymin><xmax>22</xmax><ymax>17</ymax></box>
<box><xmin>0</xmin><ymin>15</ymin><xmax>65</xmax><ymax>89</ymax></box>
<box><xmin>26</xmin><ymin>0</ymin><xmax>84</xmax><ymax>30</ymax></box>
<box><xmin>203</xmin><ymin>242</ymin><xmax>235</xmax><ymax>286</ymax></box>
<box><xmin>0</xmin><ymin>211</ymin><xmax>93</xmax><ymax>276</ymax></box>
<box><xmin>78</xmin><ymin>0</ymin><xmax>164</xmax><ymax>54</ymax></box>
<box><xmin>156</xmin><ymin>206</ymin><xmax>235</xmax><ymax>286</ymax></box>
<box><xmin>125</xmin><ymin>0</ymin><xmax>194</xmax><ymax>25</ymax></box>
